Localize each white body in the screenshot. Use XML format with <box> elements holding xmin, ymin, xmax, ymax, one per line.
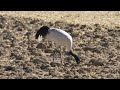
<box><xmin>45</xmin><ymin>28</ymin><xmax>72</xmax><ymax>52</ymax></box>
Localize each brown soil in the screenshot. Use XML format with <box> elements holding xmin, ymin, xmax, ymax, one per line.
<box><xmin>0</xmin><ymin>12</ymin><xmax>120</xmax><ymax>79</ymax></box>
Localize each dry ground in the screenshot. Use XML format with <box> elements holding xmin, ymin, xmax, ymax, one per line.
<box><xmin>0</xmin><ymin>11</ymin><xmax>120</xmax><ymax>79</ymax></box>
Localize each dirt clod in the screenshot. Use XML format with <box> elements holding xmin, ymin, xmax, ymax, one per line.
<box><xmin>0</xmin><ymin>14</ymin><xmax>119</xmax><ymax>79</ymax></box>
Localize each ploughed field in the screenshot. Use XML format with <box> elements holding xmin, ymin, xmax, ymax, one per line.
<box><xmin>0</xmin><ymin>14</ymin><xmax>120</xmax><ymax>79</ymax></box>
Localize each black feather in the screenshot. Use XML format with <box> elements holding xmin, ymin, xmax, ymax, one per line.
<box><xmin>35</xmin><ymin>26</ymin><xmax>49</xmax><ymax>39</ymax></box>
<box><xmin>69</xmin><ymin>50</ymin><xmax>80</xmax><ymax>64</ymax></box>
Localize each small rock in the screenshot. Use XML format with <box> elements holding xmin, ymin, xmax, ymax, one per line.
<box><xmin>23</xmin><ymin>67</ymin><xmax>32</xmax><ymax>73</ymax></box>
<box><xmin>0</xmin><ymin>24</ymin><xmax>5</xmax><ymax>29</ymax></box>
<box><xmin>16</xmin><ymin>27</ymin><xmax>23</xmax><ymax>31</ymax></box>
<box><xmin>77</xmin><ymin>69</ymin><xmax>85</xmax><ymax>74</ymax></box>
<box><xmin>44</xmin><ymin>48</ymin><xmax>53</xmax><ymax>53</ymax></box>
<box><xmin>26</xmin><ymin>76</ymin><xmax>39</xmax><ymax>79</ymax></box>
<box><xmin>10</xmin><ymin>53</ymin><xmax>24</xmax><ymax>60</ymax></box>
<box><xmin>71</xmin><ymin>32</ymin><xmax>79</xmax><ymax>37</ymax></box>
<box><xmin>36</xmin><ymin>43</ymin><xmax>46</xmax><ymax>49</ymax></box>
<box><xmin>40</xmin><ymin>64</ymin><xmax>50</xmax><ymax>70</ymax></box>
<box><xmin>15</xmin><ymin>76</ymin><xmax>23</xmax><ymax>79</ymax></box>
<box><xmin>74</xmin><ymin>75</ymin><xmax>79</xmax><ymax>78</ymax></box>
<box><xmin>32</xmin><ymin>59</ymin><xmax>41</xmax><ymax>64</ymax></box>
<box><xmin>50</xmin><ymin>62</ymin><xmax>61</xmax><ymax>67</ymax></box>
<box><xmin>89</xmin><ymin>59</ymin><xmax>104</xmax><ymax>66</ymax></box>
<box><xmin>80</xmin><ymin>25</ymin><xmax>87</xmax><ymax>29</ymax></box>
<box><xmin>4</xmin><ymin>66</ymin><xmax>15</xmax><ymax>71</ymax></box>
<box><xmin>64</xmin><ymin>74</ymin><xmax>72</xmax><ymax>79</ymax></box>
<box><xmin>30</xmin><ymin>19</ymin><xmax>39</xmax><ymax>24</ymax></box>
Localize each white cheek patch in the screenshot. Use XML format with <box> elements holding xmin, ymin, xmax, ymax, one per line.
<box><xmin>38</xmin><ymin>36</ymin><xmax>43</xmax><ymax>42</ymax></box>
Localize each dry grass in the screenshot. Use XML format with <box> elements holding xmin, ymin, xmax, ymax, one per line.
<box><xmin>0</xmin><ymin>11</ymin><xmax>120</xmax><ymax>26</ymax></box>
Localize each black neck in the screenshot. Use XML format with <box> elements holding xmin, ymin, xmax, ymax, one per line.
<box><xmin>69</xmin><ymin>50</ymin><xmax>80</xmax><ymax>64</ymax></box>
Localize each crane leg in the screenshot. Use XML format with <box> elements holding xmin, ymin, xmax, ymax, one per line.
<box><xmin>52</xmin><ymin>46</ymin><xmax>62</xmax><ymax>64</ymax></box>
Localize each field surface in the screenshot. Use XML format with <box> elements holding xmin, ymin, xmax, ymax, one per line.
<box><xmin>0</xmin><ymin>11</ymin><xmax>120</xmax><ymax>79</ymax></box>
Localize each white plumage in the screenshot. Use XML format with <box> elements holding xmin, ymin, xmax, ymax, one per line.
<box><xmin>45</xmin><ymin>28</ymin><xmax>72</xmax><ymax>52</ymax></box>
<box><xmin>35</xmin><ymin>26</ymin><xmax>80</xmax><ymax>64</ymax></box>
